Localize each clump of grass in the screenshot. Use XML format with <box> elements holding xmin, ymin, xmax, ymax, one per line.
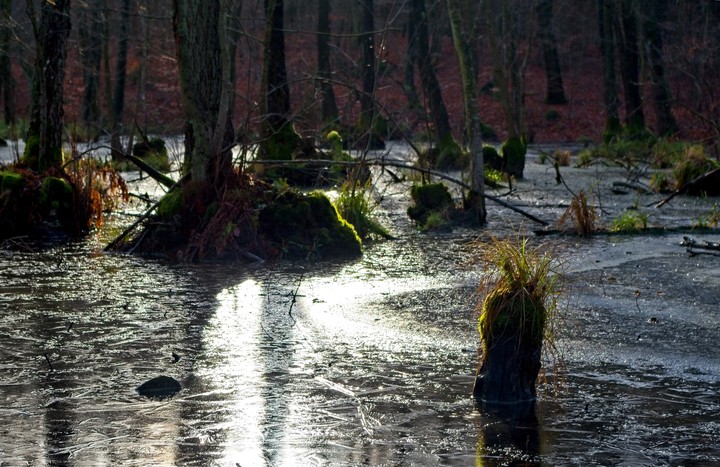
<box><xmin>672</xmin><ymin>144</ymin><xmax>718</xmax><ymax>190</ymax></box>
<box><xmin>476</xmin><ymin>237</ymin><xmax>562</xmax><ymax>368</ymax></box>
<box><xmin>335</xmin><ymin>181</ymin><xmax>392</xmax><ymax>240</ymax></box>
<box><xmin>694</xmin><ymin>203</ymin><xmax>720</xmax><ymax>229</ymax></box>
<box><xmin>557</xmin><ymin>191</ymin><xmax>596</xmax><ymax>236</ymax></box>
<box><xmin>554</xmin><ymin>149</ymin><xmax>571</xmax><ymax>167</ymax></box>
<box><xmin>649</xmin><ymin>172</ymin><xmax>671</xmax><ymax>193</ymax></box>
<box><xmin>610</xmin><ymin>209</ymin><xmax>648</xmax><ymax>232</ymax></box>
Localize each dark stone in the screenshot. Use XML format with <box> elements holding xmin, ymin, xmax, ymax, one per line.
<box><xmin>136</xmin><ymin>375</ymin><xmax>182</xmax><ymax>399</ymax></box>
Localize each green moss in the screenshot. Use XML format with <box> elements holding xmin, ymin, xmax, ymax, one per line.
<box><xmin>156</xmin><ymin>190</ymin><xmax>184</xmax><ymax>219</ymax></box>
<box><xmin>38</xmin><ymin>176</ymin><xmax>73</xmax><ymax>213</ymax></box>
<box><xmin>258</xmin><ymin>190</ymin><xmax>361</xmax><ymax>259</ymax></box>
<box><xmin>0</xmin><ymin>171</ymin><xmax>25</xmax><ymax>193</ymax></box>
<box><xmin>501</xmin><ymin>136</ymin><xmax>527</xmax><ymax>178</ymax></box>
<box><xmin>263</xmin><ymin>124</ymin><xmax>303</xmax><ymax>161</ymax></box>
<box><xmin>407</xmin><ymin>182</ymin><xmax>455</xmax><ymax>228</ymax></box>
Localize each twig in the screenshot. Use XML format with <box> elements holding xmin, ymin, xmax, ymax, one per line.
<box><xmin>43</xmin><ymin>353</ymin><xmax>54</xmax><ymax>371</ymax></box>
<box><xmin>655</xmin><ymin>168</ymin><xmax>720</xmax><ymax>208</ymax></box>
<box><xmin>288</xmin><ymin>273</ymin><xmax>304</xmax><ymax>320</ymax></box>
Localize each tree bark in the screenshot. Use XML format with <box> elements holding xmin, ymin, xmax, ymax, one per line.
<box><xmin>358</xmin><ymin>0</ymin><xmax>376</xmax><ymax>132</ymax></box>
<box><xmin>79</xmin><ymin>3</ymin><xmax>102</xmax><ymax>129</ymax></box>
<box><xmin>447</xmin><ymin>0</ymin><xmax>486</xmax><ymax>225</ymax></box>
<box><xmin>598</xmin><ymin>0</ymin><xmax>621</xmax><ymax>138</ymax></box>
<box><xmin>412</xmin><ymin>0</ymin><xmax>453</xmax><ymax>147</ymax></box>
<box><xmin>536</xmin><ymin>0</ymin><xmax>567</xmax><ymax>105</ymax></box>
<box><xmin>260</xmin><ymin>0</ymin><xmax>299</xmax><ymax>159</ymax></box>
<box><xmin>641</xmin><ymin>0</ymin><xmax>678</xmax><ymax>136</ymax></box>
<box><xmin>110</xmin><ymin>0</ymin><xmax>130</xmax><ymax>159</ymax></box>
<box><xmin>317</xmin><ymin>0</ymin><xmax>338</xmax><ymax>124</ymax></box>
<box><xmin>0</xmin><ymin>0</ymin><xmax>15</xmax><ymax>125</ymax></box>
<box><xmin>617</xmin><ymin>0</ymin><xmax>645</xmax><ymax>133</ymax></box>
<box><xmin>173</xmin><ymin>0</ymin><xmax>231</xmax><ymax>182</ymax></box>
<box><xmin>23</xmin><ymin>0</ymin><xmax>72</xmax><ymax>173</ymax></box>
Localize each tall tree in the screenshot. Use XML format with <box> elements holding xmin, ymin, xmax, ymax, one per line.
<box><xmin>598</xmin><ymin>0</ymin><xmax>621</xmax><ymax>138</ymax></box>
<box><xmin>260</xmin><ymin>0</ymin><xmax>300</xmax><ymax>159</ymax></box>
<box><xmin>358</xmin><ymin>0</ymin><xmax>376</xmax><ymax>134</ymax></box>
<box><xmin>617</xmin><ymin>0</ymin><xmax>644</xmax><ymax>133</ymax></box>
<box><xmin>447</xmin><ymin>0</ymin><xmax>486</xmax><ymax>225</ymax></box>
<box><xmin>0</xmin><ymin>0</ymin><xmax>15</xmax><ymax>125</ymax></box>
<box><xmin>411</xmin><ymin>0</ymin><xmax>455</xmax><ymax>152</ymax></box>
<box><xmin>78</xmin><ymin>3</ymin><xmax>103</xmax><ymax>129</ymax></box>
<box><xmin>536</xmin><ymin>0</ymin><xmax>567</xmax><ymax>105</ymax></box>
<box><xmin>110</xmin><ymin>0</ymin><xmax>131</xmax><ymax>159</ymax></box>
<box><xmin>173</xmin><ymin>0</ymin><xmax>233</xmax><ymax>182</ymax></box>
<box><xmin>641</xmin><ymin>0</ymin><xmax>678</xmax><ymax>136</ymax></box>
<box><xmin>23</xmin><ymin>0</ymin><xmax>72</xmax><ymax>173</ymax></box>
<box><xmin>317</xmin><ymin>0</ymin><xmax>338</xmax><ymax>124</ymax></box>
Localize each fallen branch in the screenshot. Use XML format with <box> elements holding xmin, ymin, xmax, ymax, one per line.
<box><xmin>104</xmin><ymin>172</ymin><xmax>190</xmax><ymax>252</ymax></box>
<box><xmin>655</xmin><ymin>168</ymin><xmax>720</xmax><ymax>208</ymax></box>
<box><xmin>681</xmin><ymin>236</ymin><xmax>720</xmax><ymax>257</ymax></box>
<box><xmin>251</xmin><ymin>158</ymin><xmax>549</xmax><ymax>226</ymax></box>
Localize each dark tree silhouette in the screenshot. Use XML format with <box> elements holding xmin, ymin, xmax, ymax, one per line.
<box><xmin>536</xmin><ymin>0</ymin><xmax>567</xmax><ymax>105</ymax></box>
<box><xmin>23</xmin><ymin>0</ymin><xmax>72</xmax><ymax>172</ymax></box>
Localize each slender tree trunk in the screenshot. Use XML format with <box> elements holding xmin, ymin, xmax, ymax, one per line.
<box><xmin>641</xmin><ymin>0</ymin><xmax>678</xmax><ymax>136</ymax></box>
<box><xmin>617</xmin><ymin>0</ymin><xmax>644</xmax><ymax>133</ymax></box>
<box><xmin>317</xmin><ymin>0</ymin><xmax>338</xmax><ymax>124</ymax></box>
<box><xmin>447</xmin><ymin>0</ymin><xmax>486</xmax><ymax>225</ymax></box>
<box><xmin>0</xmin><ymin>0</ymin><xmax>15</xmax><ymax>125</ymax></box>
<box><xmin>136</xmin><ymin>0</ymin><xmax>149</xmax><ymax>129</ymax></box>
<box><xmin>79</xmin><ymin>4</ymin><xmax>102</xmax><ymax>129</ymax></box>
<box><xmin>536</xmin><ymin>0</ymin><xmax>567</xmax><ymax>105</ymax></box>
<box><xmin>23</xmin><ymin>0</ymin><xmax>71</xmax><ymax>173</ymax></box>
<box><xmin>173</xmin><ymin>0</ymin><xmax>230</xmax><ymax>182</ymax></box>
<box><xmin>110</xmin><ymin>0</ymin><xmax>130</xmax><ymax>159</ymax></box>
<box><xmin>598</xmin><ymin>0</ymin><xmax>621</xmax><ymax>138</ymax></box>
<box><xmin>359</xmin><ymin>0</ymin><xmax>376</xmax><ymax>132</ymax></box>
<box><xmin>403</xmin><ymin>10</ymin><xmax>422</xmax><ymax>113</ymax></box>
<box><xmin>412</xmin><ymin>0</ymin><xmax>453</xmax><ymax>147</ymax></box>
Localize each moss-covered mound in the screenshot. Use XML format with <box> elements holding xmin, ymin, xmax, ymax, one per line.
<box><xmin>120</xmin><ymin>173</ymin><xmax>362</xmax><ymax>261</ymax></box>
<box><xmin>0</xmin><ymin>164</ymin><xmax>119</xmax><ymax>240</ymax></box>
<box><xmin>259</xmin><ymin>190</ymin><xmax>361</xmax><ymax>259</ymax></box>
<box><xmin>407</xmin><ymin>182</ymin><xmax>456</xmax><ymax>229</ymax></box>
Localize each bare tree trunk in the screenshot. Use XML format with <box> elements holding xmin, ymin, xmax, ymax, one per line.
<box><xmin>641</xmin><ymin>0</ymin><xmax>678</xmax><ymax>136</ymax></box>
<box><xmin>260</xmin><ymin>0</ymin><xmax>299</xmax><ymax>159</ymax></box>
<box><xmin>617</xmin><ymin>0</ymin><xmax>645</xmax><ymax>133</ymax></box>
<box><xmin>359</xmin><ymin>0</ymin><xmax>375</xmax><ymax>132</ymax></box>
<box><xmin>0</xmin><ymin>0</ymin><xmax>15</xmax><ymax>125</ymax></box>
<box><xmin>412</xmin><ymin>0</ymin><xmax>453</xmax><ymax>148</ymax></box>
<box><xmin>598</xmin><ymin>0</ymin><xmax>621</xmax><ymax>139</ymax></box>
<box><xmin>173</xmin><ymin>0</ymin><xmax>231</xmax><ymax>182</ymax></box>
<box><xmin>447</xmin><ymin>0</ymin><xmax>486</xmax><ymax>225</ymax></box>
<box><xmin>110</xmin><ymin>0</ymin><xmax>130</xmax><ymax>159</ymax></box>
<box><xmin>23</xmin><ymin>0</ymin><xmax>71</xmax><ymax>173</ymax></box>
<box><xmin>79</xmin><ymin>3</ymin><xmax>102</xmax><ymax>130</ymax></box>
<box><xmin>536</xmin><ymin>0</ymin><xmax>567</xmax><ymax>105</ymax></box>
<box><xmin>317</xmin><ymin>0</ymin><xmax>338</xmax><ymax>124</ymax></box>
<box><xmin>402</xmin><ymin>10</ymin><xmax>422</xmax><ymax>113</ymax></box>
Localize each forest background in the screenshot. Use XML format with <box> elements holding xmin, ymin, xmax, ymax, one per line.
<box><xmin>1</xmin><ymin>0</ymin><xmax>719</xmax><ymax>148</ymax></box>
